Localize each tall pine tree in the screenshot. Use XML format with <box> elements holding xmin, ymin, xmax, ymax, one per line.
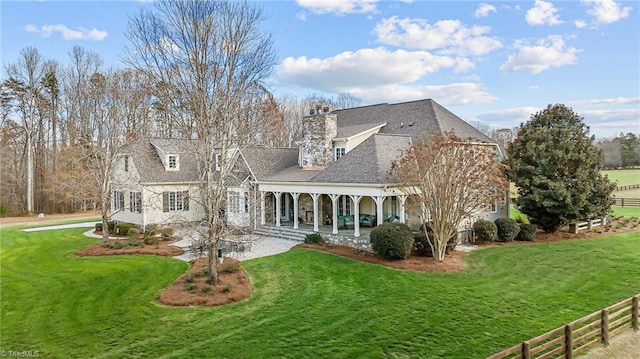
<box><xmin>506</xmin><ymin>104</ymin><xmax>615</xmax><ymax>232</ymax></box>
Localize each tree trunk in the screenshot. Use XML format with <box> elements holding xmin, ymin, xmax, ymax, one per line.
<box><xmin>207</xmin><ymin>242</ymin><xmax>219</xmax><ymax>285</ymax></box>
<box><xmin>101</xmin><ymin>214</ymin><xmax>109</xmax><ymax>243</ymax></box>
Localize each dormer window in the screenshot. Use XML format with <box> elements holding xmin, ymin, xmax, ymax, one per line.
<box><xmin>335</xmin><ymin>147</ymin><xmax>346</xmax><ymax>161</ymax></box>
<box><xmin>167</xmin><ymin>154</ymin><xmax>179</xmax><ymax>171</ymax></box>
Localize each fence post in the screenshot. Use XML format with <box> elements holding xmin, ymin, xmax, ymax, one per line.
<box><xmin>565</xmin><ymin>324</ymin><xmax>573</xmax><ymax>359</ymax></box>
<box><xmin>569</xmin><ymin>223</ymin><xmax>578</xmax><ymax>234</ymax></box>
<box><xmin>621</xmin><ymin>198</ymin><xmax>625</xmax><ymax>207</ymax></box>
<box><xmin>601</xmin><ymin>309</ymin><xmax>609</xmax><ymax>346</ymax></box>
<box><xmin>522</xmin><ymin>341</ymin><xmax>530</xmax><ymax>359</ymax></box>
<box><xmin>588</xmin><ymin>220</ymin><xmax>593</xmax><ymax>230</ymax></box>
<box><xmin>633</xmin><ymin>296</ymin><xmax>639</xmax><ymax>331</ymax></box>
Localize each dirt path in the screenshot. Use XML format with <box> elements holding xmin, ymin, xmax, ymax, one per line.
<box><xmin>579</xmin><ymin>330</ymin><xmax>640</xmax><ymax>358</ymax></box>
<box><xmin>0</xmin><ymin>211</ymin><xmax>100</xmax><ymax>228</ymax></box>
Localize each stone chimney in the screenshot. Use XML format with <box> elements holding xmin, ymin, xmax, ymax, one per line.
<box><xmin>300</xmin><ymin>103</ymin><xmax>337</xmax><ymax>168</ymax></box>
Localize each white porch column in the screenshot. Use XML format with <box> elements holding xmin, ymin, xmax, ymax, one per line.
<box><xmin>284</xmin><ymin>194</ymin><xmax>291</xmax><ymax>222</ymax></box>
<box><xmin>350</xmin><ymin>195</ymin><xmax>362</xmax><ymax>237</ymax></box>
<box><xmin>260</xmin><ymin>191</ymin><xmax>266</xmax><ymax>226</ymax></box>
<box><xmin>329</xmin><ymin>194</ymin><xmax>339</xmax><ymax>234</ymax></box>
<box><xmin>398</xmin><ymin>195</ymin><xmax>407</xmax><ymax>224</ymax></box>
<box><xmin>311</xmin><ymin>193</ymin><xmax>320</xmax><ymax>232</ymax></box>
<box><xmin>292</xmin><ymin>192</ymin><xmax>300</xmax><ymax>229</ymax></box>
<box><xmin>274</xmin><ymin>192</ymin><xmax>282</xmax><ymax>227</ymax></box>
<box><xmin>374</xmin><ymin>196</ymin><xmax>386</xmax><ymax>225</ymax></box>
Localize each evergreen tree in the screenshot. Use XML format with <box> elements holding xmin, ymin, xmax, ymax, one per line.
<box><xmin>506</xmin><ymin>104</ymin><xmax>615</xmax><ymax>232</ymax></box>
<box><xmin>619</xmin><ymin>132</ymin><xmax>640</xmax><ymax>167</ymax></box>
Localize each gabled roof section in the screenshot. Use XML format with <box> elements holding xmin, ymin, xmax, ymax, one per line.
<box><xmin>240</xmin><ymin>147</ymin><xmax>299</xmax><ymax>181</ymax></box>
<box><xmin>123</xmin><ymin>138</ymin><xmax>202</xmax><ymax>183</ymax></box>
<box><xmin>333</xmin><ymin>99</ymin><xmax>495</xmax><ymax>144</ymax></box>
<box><xmin>310</xmin><ymin>134</ymin><xmax>412</xmax><ymax>184</ymax></box>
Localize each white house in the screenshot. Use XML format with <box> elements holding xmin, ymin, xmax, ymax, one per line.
<box><xmin>111</xmin><ymin>99</ymin><xmax>508</xmax><ymax>240</ymax></box>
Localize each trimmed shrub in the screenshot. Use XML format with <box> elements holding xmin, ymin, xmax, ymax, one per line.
<box><xmin>143</xmin><ymin>236</ymin><xmax>159</xmax><ymax>245</ymax></box>
<box><xmin>495</xmin><ymin>218</ymin><xmax>520</xmax><ymax>242</ymax></box>
<box><xmin>127</xmin><ymin>227</ymin><xmax>140</xmax><ymax>238</ymax></box>
<box><xmin>107</xmin><ymin>221</ymin><xmax>116</xmax><ymax>233</ymax></box>
<box><xmin>222</xmin><ymin>284</ymin><xmax>234</xmax><ymax>293</ymax></box>
<box><xmin>116</xmin><ymin>222</ymin><xmax>136</xmax><ymax>235</ymax></box>
<box><xmin>369</xmin><ymin>222</ymin><xmax>414</xmax><ymax>260</ymax></box>
<box><xmin>144</xmin><ymin>223</ymin><xmax>159</xmax><ymax>236</ymax></box>
<box><xmin>220</xmin><ymin>261</ymin><xmax>240</xmax><ymax>274</ymax></box>
<box><xmin>161</xmin><ymin>227</ymin><xmax>174</xmax><ymax>240</ymax></box>
<box><xmin>516</xmin><ymin>223</ymin><xmax>537</xmax><ymax>241</ymax></box>
<box><xmin>413</xmin><ymin>233</ymin><xmax>433</xmax><ymax>257</ymax></box>
<box><xmin>473</xmin><ymin>219</ymin><xmax>497</xmax><ymax>243</ymax></box>
<box><xmin>102</xmin><ymin>240</ymin><xmax>123</xmax><ymax>249</ymax></box>
<box><xmin>95</xmin><ymin>223</ymin><xmax>103</xmax><ymax>232</ymax></box>
<box><xmin>304</xmin><ymin>233</ymin><xmax>324</xmax><ymax>244</ymax></box>
<box><xmin>413</xmin><ymin>223</ymin><xmax>458</xmax><ymax>257</ymax></box>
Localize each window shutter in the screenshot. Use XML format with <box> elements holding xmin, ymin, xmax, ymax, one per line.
<box><xmin>119</xmin><ymin>192</ymin><xmax>124</xmax><ymax>210</ymax></box>
<box><xmin>183</xmin><ymin>191</ymin><xmax>189</xmax><ymax>211</ymax></box>
<box><xmin>163</xmin><ymin>192</ymin><xmax>169</xmax><ymax>212</ymax></box>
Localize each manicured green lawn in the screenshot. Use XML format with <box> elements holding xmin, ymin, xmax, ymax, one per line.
<box><xmin>612</xmin><ymin>206</ymin><xmax>640</xmax><ymax>218</ymax></box>
<box><xmin>603</xmin><ymin>169</ymin><xmax>640</xmax><ymax>186</ymax></box>
<box><xmin>1</xmin><ymin>227</ymin><xmax>639</xmax><ymax>358</ymax></box>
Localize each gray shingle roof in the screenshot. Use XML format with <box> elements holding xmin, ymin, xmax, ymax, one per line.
<box><xmin>333</xmin><ymin>99</ymin><xmax>495</xmax><ymax>143</ymax></box>
<box><xmin>125</xmin><ymin>138</ymin><xmax>203</xmax><ymax>183</ymax></box>
<box><xmin>310</xmin><ymin>134</ymin><xmax>412</xmax><ymax>184</ymax></box>
<box><xmin>240</xmin><ymin>147</ymin><xmax>299</xmax><ymax>181</ymax></box>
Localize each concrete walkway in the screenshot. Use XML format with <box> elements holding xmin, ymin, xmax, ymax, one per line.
<box><xmin>23</xmin><ymin>221</ymin><xmax>99</xmax><ymax>232</ymax></box>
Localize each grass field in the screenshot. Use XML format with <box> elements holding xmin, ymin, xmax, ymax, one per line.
<box><xmin>611</xmin><ymin>206</ymin><xmax>640</xmax><ymax>218</ymax></box>
<box><xmin>1</xmin><ymin>226</ymin><xmax>639</xmax><ymax>358</ymax></box>
<box><xmin>602</xmin><ymin>169</ymin><xmax>640</xmax><ymax>186</ymax></box>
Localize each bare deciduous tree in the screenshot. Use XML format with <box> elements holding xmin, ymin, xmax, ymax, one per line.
<box><xmin>391</xmin><ymin>133</ymin><xmax>507</xmax><ymax>261</ymax></box>
<box><xmin>125</xmin><ymin>0</ymin><xmax>276</xmax><ymax>285</ymax></box>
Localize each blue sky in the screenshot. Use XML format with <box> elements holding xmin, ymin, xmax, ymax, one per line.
<box><xmin>2</xmin><ymin>0</ymin><xmax>638</xmax><ymax>138</ymax></box>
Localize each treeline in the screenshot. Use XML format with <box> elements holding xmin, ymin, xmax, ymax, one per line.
<box><xmin>596</xmin><ymin>133</ymin><xmax>640</xmax><ymax>169</ymax></box>
<box><xmin>0</xmin><ymin>46</ymin><xmax>360</xmax><ymax>217</ymax></box>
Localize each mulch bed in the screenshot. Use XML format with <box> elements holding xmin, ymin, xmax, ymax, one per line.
<box><xmin>75</xmin><ymin>237</ymin><xmax>184</xmax><ymax>257</ymax></box>
<box><xmin>158</xmin><ymin>257</ymin><xmax>252</xmax><ymax>307</ymax></box>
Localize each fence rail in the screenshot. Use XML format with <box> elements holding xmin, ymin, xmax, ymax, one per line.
<box><xmin>616</xmin><ymin>184</ymin><xmax>640</xmax><ymax>191</ymax></box>
<box><xmin>487</xmin><ymin>294</ymin><xmax>639</xmax><ymax>359</ymax></box>
<box><xmin>569</xmin><ymin>218</ymin><xmax>606</xmax><ymax>234</ymax></box>
<box><xmin>613</xmin><ymin>198</ymin><xmax>640</xmax><ymax>207</ymax></box>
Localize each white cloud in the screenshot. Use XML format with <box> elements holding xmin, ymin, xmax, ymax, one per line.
<box><xmin>374</xmin><ymin>17</ymin><xmax>502</xmax><ymax>56</ymax></box>
<box><xmin>475</xmin><ymin>3</ymin><xmax>497</xmax><ymax>18</ymax></box>
<box><xmin>277</xmin><ymin>48</ymin><xmax>496</xmax><ymax>105</ymax></box>
<box><xmin>296</xmin><ymin>0</ymin><xmax>378</xmax><ymax>16</ymax></box>
<box><xmin>582</xmin><ymin>0</ymin><xmax>632</xmax><ymax>24</ymax></box>
<box><xmin>574</xmin><ymin>19</ymin><xmax>588</xmax><ymax>28</ymax></box>
<box><xmin>568</xmin><ymin>97</ymin><xmax>640</xmax><ymax>106</ymax></box>
<box><xmin>277</xmin><ymin>47</ymin><xmax>469</xmax><ymax>90</ymax></box>
<box><xmin>500</xmin><ymin>35</ymin><xmax>581</xmax><ymax>74</ymax></box>
<box><xmin>24</xmin><ymin>24</ymin><xmax>107</xmax><ymax>41</ymax></box>
<box><xmin>526</xmin><ymin>0</ymin><xmax>563</xmax><ymax>26</ymax></box>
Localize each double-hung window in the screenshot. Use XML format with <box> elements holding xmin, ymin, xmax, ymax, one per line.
<box><xmin>163</xmin><ymin>191</ymin><xmax>189</xmax><ymax>212</ymax></box>
<box><xmin>130</xmin><ymin>191</ymin><xmax>142</xmax><ymax>213</ymax></box>
<box><xmin>335</xmin><ymin>147</ymin><xmax>346</xmax><ymax>161</ymax></box>
<box><xmin>113</xmin><ymin>191</ymin><xmax>124</xmax><ymax>211</ymax></box>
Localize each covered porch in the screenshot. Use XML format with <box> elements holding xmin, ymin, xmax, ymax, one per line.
<box><xmin>256</xmin><ymin>182</ymin><xmax>422</xmax><ymax>238</ymax></box>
